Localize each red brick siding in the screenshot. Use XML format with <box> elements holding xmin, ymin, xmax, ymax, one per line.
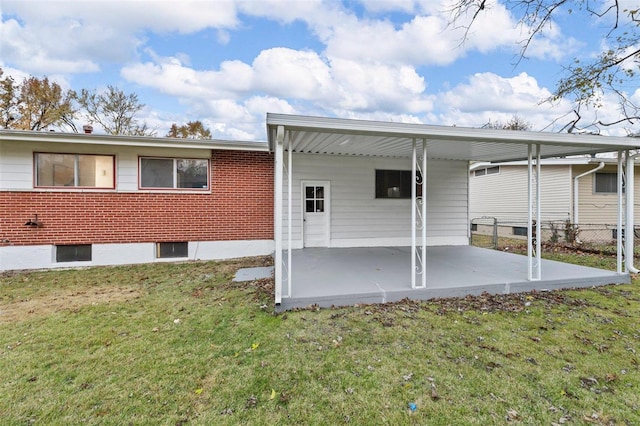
<box><xmin>0</xmin><ymin>150</ymin><xmax>274</xmax><ymax>246</ymax></box>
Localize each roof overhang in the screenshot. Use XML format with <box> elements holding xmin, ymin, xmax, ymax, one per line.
<box><xmin>0</xmin><ymin>129</ymin><xmax>269</xmax><ymax>152</ymax></box>
<box><xmin>267</xmin><ymin>113</ymin><xmax>640</xmax><ymax>162</ymax></box>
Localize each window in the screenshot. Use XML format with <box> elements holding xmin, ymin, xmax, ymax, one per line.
<box><xmin>156</xmin><ymin>242</ymin><xmax>188</xmax><ymax>258</ymax></box>
<box><xmin>56</xmin><ymin>245</ymin><xmax>92</xmax><ymax>262</ymax></box>
<box><xmin>474</xmin><ymin>166</ymin><xmax>500</xmax><ymax>177</ymax></box>
<box><xmin>375</xmin><ymin>169</ymin><xmax>422</xmax><ymax>199</ymax></box>
<box><xmin>612</xmin><ymin>228</ymin><xmax>640</xmax><ymax>240</ymax></box>
<box><xmin>512</xmin><ymin>226</ymin><xmax>528</xmax><ymax>236</ymax></box>
<box><xmin>305</xmin><ymin>186</ymin><xmax>325</xmax><ymax>212</ymax></box>
<box><xmin>470</xmin><ymin>223</ymin><xmax>478</xmax><ymax>232</ymax></box>
<box><xmin>140</xmin><ymin>157</ymin><xmax>209</xmax><ymax>189</ymax></box>
<box><xmin>35</xmin><ymin>153</ymin><xmax>115</xmax><ymax>188</ymax></box>
<box><xmin>594</xmin><ymin>172</ymin><xmax>620</xmax><ymax>194</ymax></box>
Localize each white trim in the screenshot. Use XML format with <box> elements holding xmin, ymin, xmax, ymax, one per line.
<box><xmin>0</xmin><ymin>240</ymin><xmax>274</xmax><ymax>272</ymax></box>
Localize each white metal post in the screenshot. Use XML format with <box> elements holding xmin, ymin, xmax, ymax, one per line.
<box><xmin>527</xmin><ymin>144</ymin><xmax>541</xmax><ymax>281</ymax></box>
<box><xmin>626</xmin><ymin>151</ymin><xmax>636</xmax><ymax>273</ymax></box>
<box><xmin>617</xmin><ymin>151</ymin><xmax>624</xmax><ymax>274</ymax></box>
<box><xmin>421</xmin><ymin>138</ymin><xmax>427</xmax><ymax>288</ymax></box>
<box><xmin>527</xmin><ymin>145</ymin><xmax>532</xmax><ymax>280</ymax></box>
<box><xmin>411</xmin><ymin>138</ymin><xmax>417</xmax><ymax>289</ymax></box>
<box><xmin>287</xmin><ymin>132</ymin><xmax>292</xmax><ymax>297</ymax></box>
<box><xmin>274</xmin><ymin>125</ymin><xmax>284</xmax><ymax>305</ymax></box>
<box><xmin>535</xmin><ymin>144</ymin><xmax>541</xmax><ymax>280</ymax></box>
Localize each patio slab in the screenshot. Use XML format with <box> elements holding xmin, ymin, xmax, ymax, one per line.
<box><xmin>277</xmin><ymin>246</ymin><xmax>629</xmax><ymax>310</ymax></box>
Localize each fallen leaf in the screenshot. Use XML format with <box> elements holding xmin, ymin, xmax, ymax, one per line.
<box><xmin>506</xmin><ymin>409</ymin><xmax>520</xmax><ymax>421</ymax></box>
<box><xmin>270</xmin><ymin>389</ymin><xmax>276</xmax><ymax>400</ymax></box>
<box><xmin>194</xmin><ymin>388</ymin><xmax>203</xmax><ymax>395</ymax></box>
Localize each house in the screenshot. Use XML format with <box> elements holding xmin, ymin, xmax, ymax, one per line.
<box><xmin>2</xmin><ymin>114</ymin><xmax>640</xmax><ymax>310</ymax></box>
<box><xmin>469</xmin><ymin>157</ymin><xmax>639</xmax><ymax>243</ymax></box>
<box><xmin>0</xmin><ymin>129</ymin><xmax>274</xmax><ymax>271</ymax></box>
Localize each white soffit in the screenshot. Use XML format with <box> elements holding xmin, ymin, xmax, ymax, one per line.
<box><xmin>267</xmin><ymin>113</ymin><xmax>640</xmax><ymax>162</ymax></box>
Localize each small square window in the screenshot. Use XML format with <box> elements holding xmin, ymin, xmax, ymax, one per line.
<box><xmin>56</xmin><ymin>245</ymin><xmax>92</xmax><ymax>262</ymax></box>
<box><xmin>156</xmin><ymin>242</ymin><xmax>188</xmax><ymax>258</ymax></box>
<box><xmin>512</xmin><ymin>226</ymin><xmax>528</xmax><ymax>236</ymax></box>
<box><xmin>375</xmin><ymin>170</ymin><xmax>421</xmax><ymax>199</ymax></box>
<box><xmin>594</xmin><ymin>173</ymin><xmax>620</xmax><ymax>194</ymax></box>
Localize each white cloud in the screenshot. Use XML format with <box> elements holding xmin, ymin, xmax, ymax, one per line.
<box><xmin>252</xmin><ymin>48</ymin><xmax>334</xmax><ymax>100</ymax></box>
<box><xmin>442</xmin><ymin>72</ymin><xmax>550</xmax><ymax>113</ymax></box>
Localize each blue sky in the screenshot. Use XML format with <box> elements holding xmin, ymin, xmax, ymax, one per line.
<box><xmin>1</xmin><ymin>0</ymin><xmax>638</xmax><ymax>140</ymax></box>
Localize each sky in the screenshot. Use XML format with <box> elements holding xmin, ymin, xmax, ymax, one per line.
<box><xmin>1</xmin><ymin>0</ymin><xmax>639</xmax><ymax>141</ymax></box>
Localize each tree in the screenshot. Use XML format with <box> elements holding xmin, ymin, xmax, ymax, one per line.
<box><xmin>0</xmin><ymin>69</ymin><xmax>19</xmax><ymax>129</ymax></box>
<box><xmin>166</xmin><ymin>121</ymin><xmax>212</xmax><ymax>139</ymax></box>
<box><xmin>78</xmin><ymin>85</ymin><xmax>155</xmax><ymax>136</ymax></box>
<box><xmin>482</xmin><ymin>115</ymin><xmax>532</xmax><ymax>131</ymax></box>
<box><xmin>0</xmin><ymin>68</ymin><xmax>77</xmax><ymax>131</ymax></box>
<box><xmin>448</xmin><ymin>1</ymin><xmax>640</xmax><ymax>133</ymax></box>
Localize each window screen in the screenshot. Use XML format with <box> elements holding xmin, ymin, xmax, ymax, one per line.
<box><xmin>56</xmin><ymin>245</ymin><xmax>92</xmax><ymax>262</ymax></box>
<box><xmin>156</xmin><ymin>242</ymin><xmax>188</xmax><ymax>258</ymax></box>
<box><xmin>594</xmin><ymin>173</ymin><xmax>619</xmax><ymax>194</ymax></box>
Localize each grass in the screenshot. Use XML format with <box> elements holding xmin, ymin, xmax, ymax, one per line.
<box><xmin>1</xmin><ymin>254</ymin><xmax>640</xmax><ymax>425</ymax></box>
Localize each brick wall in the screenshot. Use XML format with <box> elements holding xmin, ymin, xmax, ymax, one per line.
<box><xmin>0</xmin><ymin>150</ymin><xmax>274</xmax><ymax>246</ymax></box>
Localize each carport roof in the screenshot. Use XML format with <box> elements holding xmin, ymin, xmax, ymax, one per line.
<box><xmin>267</xmin><ymin>113</ymin><xmax>640</xmax><ymax>162</ymax></box>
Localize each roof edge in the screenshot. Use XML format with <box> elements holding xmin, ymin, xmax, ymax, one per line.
<box><xmin>0</xmin><ymin>129</ymin><xmax>269</xmax><ymax>152</ymax></box>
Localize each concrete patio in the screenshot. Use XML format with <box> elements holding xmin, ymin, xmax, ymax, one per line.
<box><xmin>277</xmin><ymin>246</ymin><xmax>630</xmax><ymax>310</ymax></box>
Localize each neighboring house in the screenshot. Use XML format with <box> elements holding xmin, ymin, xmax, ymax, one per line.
<box><xmin>469</xmin><ymin>157</ymin><xmax>640</xmax><ymax>241</ymax></box>
<box><xmin>0</xmin><ymin>129</ymin><xmax>273</xmax><ymax>271</ymax></box>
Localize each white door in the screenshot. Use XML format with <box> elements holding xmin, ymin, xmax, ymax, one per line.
<box><xmin>302</xmin><ymin>181</ymin><xmax>330</xmax><ymax>247</ymax></box>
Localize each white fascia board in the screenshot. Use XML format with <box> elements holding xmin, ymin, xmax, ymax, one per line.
<box><xmin>266</xmin><ymin>113</ymin><xmax>640</xmax><ymax>151</ymax></box>
<box><xmin>0</xmin><ymin>129</ymin><xmax>269</xmax><ymax>152</ymax></box>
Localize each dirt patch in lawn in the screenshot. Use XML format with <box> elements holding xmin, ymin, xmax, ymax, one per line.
<box><xmin>0</xmin><ymin>287</ymin><xmax>142</xmax><ymax>324</ymax></box>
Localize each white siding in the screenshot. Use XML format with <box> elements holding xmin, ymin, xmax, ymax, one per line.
<box><xmin>576</xmin><ymin>164</ymin><xmax>640</xmax><ymax>225</ymax></box>
<box><xmin>282</xmin><ymin>153</ymin><xmax>468</xmax><ymax>247</ymax></box>
<box><xmin>0</xmin><ymin>140</ymin><xmax>211</xmax><ymax>191</ymax></box>
<box><xmin>469</xmin><ymin>164</ymin><xmax>572</xmax><ymax>223</ymax></box>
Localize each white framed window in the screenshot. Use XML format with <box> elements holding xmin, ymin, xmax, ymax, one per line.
<box><xmin>474</xmin><ymin>166</ymin><xmax>500</xmax><ymax>177</ymax></box>
<box><xmin>139</xmin><ymin>157</ymin><xmax>209</xmax><ymax>190</ymax></box>
<box><xmin>594</xmin><ymin>172</ymin><xmax>620</xmax><ymax>194</ymax></box>
<box><xmin>35</xmin><ymin>153</ymin><xmax>115</xmax><ymax>188</ymax></box>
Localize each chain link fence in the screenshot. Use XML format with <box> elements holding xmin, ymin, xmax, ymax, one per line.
<box><xmin>470</xmin><ymin>217</ymin><xmax>637</xmax><ymax>255</ymax></box>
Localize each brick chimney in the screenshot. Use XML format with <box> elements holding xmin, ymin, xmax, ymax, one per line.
<box><xmin>83</xmin><ymin>125</ymin><xmax>93</xmax><ymax>134</ymax></box>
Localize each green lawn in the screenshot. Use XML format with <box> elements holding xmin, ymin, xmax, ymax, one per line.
<box><xmin>1</xmin><ymin>254</ymin><xmax>639</xmax><ymax>425</ymax></box>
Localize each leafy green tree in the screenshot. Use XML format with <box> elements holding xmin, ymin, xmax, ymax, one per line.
<box><xmin>448</xmin><ymin>1</ymin><xmax>640</xmax><ymax>133</ymax></box>
<box><xmin>167</xmin><ymin>120</ymin><xmax>212</xmax><ymax>139</ymax></box>
<box><xmin>78</xmin><ymin>85</ymin><xmax>155</xmax><ymax>136</ymax></box>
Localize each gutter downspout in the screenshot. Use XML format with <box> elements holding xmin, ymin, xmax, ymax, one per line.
<box><xmin>626</xmin><ymin>153</ymin><xmax>639</xmax><ymax>273</ymax></box>
<box><xmin>573</xmin><ymin>162</ymin><xmax>604</xmax><ymax>225</ymax></box>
